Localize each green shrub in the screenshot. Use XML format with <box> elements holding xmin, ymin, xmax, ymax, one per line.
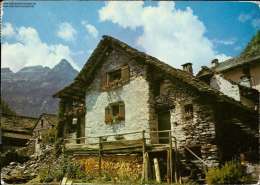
<box><xmin>53</xmin><ymin>168</ymin><xmax>64</xmax><ymax>182</ymax></box>
<box><xmin>65</xmin><ymin>160</ymin><xmax>86</xmax><ymax>179</ymax></box>
<box><xmin>206</xmin><ymin>161</ymin><xmax>252</xmax><ymax>184</ymax></box>
<box><xmin>39</xmin><ymin>167</ymin><xmax>54</xmax><ymax>183</ymax></box>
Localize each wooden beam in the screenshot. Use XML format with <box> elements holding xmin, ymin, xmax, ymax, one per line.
<box><xmin>98</xmin><ymin>136</ymin><xmax>102</xmax><ymax>176</ymax></box>
<box><xmin>169</xmin><ymin>131</ymin><xmax>173</xmax><ymax>184</ymax></box>
<box><xmin>154</xmin><ymin>158</ymin><xmax>161</xmax><ymax>183</ymax></box>
<box><xmin>174</xmin><ymin>138</ymin><xmax>178</xmax><ymax>183</ymax></box>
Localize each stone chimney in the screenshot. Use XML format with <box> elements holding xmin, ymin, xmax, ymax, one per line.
<box><xmin>211</xmin><ymin>59</ymin><xmax>219</xmax><ymax>68</ymax></box>
<box><xmin>182</xmin><ymin>63</ymin><xmax>193</xmax><ymax>74</ymax></box>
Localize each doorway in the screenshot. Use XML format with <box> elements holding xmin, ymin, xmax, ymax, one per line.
<box><xmin>158</xmin><ymin>109</ymin><xmax>171</xmax><ymax>143</ymax></box>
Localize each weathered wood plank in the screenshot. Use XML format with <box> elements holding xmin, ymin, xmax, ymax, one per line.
<box><xmin>154</xmin><ymin>158</ymin><xmax>161</xmax><ymax>183</ymax></box>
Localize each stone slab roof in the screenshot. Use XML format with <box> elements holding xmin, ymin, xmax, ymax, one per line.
<box><xmin>2</xmin><ymin>131</ymin><xmax>32</xmax><ymax>140</ymax></box>
<box><xmin>1</xmin><ymin>113</ymin><xmax>37</xmax><ymax>134</ymax></box>
<box><xmin>213</xmin><ymin>55</ymin><xmax>260</xmax><ymax>73</ymax></box>
<box><xmin>197</xmin><ymin>55</ymin><xmax>260</xmax><ymax>78</ymax></box>
<box><xmin>53</xmin><ymin>35</ymin><xmax>257</xmax><ymax>113</ymax></box>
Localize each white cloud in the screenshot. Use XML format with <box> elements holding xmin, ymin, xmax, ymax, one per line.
<box><xmin>81</xmin><ymin>21</ymin><xmax>99</xmax><ymax>38</ymax></box>
<box><xmin>1</xmin><ymin>24</ymin><xmax>79</xmax><ymax>72</ymax></box>
<box><xmin>238</xmin><ymin>13</ymin><xmax>252</xmax><ymax>22</ymax></box>
<box><xmin>214</xmin><ymin>54</ymin><xmax>232</xmax><ymax>63</ymax></box>
<box><xmin>2</xmin><ymin>22</ymin><xmax>15</xmax><ymax>37</ymax></box>
<box><xmin>212</xmin><ymin>38</ymin><xmax>236</xmax><ymax>46</ymax></box>
<box><xmin>57</xmin><ymin>22</ymin><xmax>77</xmax><ymax>41</ymax></box>
<box><xmin>99</xmin><ymin>2</ymin><xmax>143</xmax><ymax>30</ymax></box>
<box><xmin>99</xmin><ymin>2</ymin><xmax>230</xmax><ymax>72</ymax></box>
<box><xmin>238</xmin><ymin>12</ymin><xmax>260</xmax><ymax>29</ymax></box>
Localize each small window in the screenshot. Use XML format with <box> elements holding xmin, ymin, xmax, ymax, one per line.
<box><xmin>41</xmin><ymin>120</ymin><xmax>44</xmax><ymax>128</ymax></box>
<box><xmin>184</xmin><ymin>104</ymin><xmax>193</xmax><ymax>119</ymax></box>
<box><xmin>242</xmin><ymin>65</ymin><xmax>250</xmax><ymax>77</ymax></box>
<box><xmin>111</xmin><ymin>104</ymin><xmax>120</xmax><ymax>117</ymax></box>
<box><xmin>108</xmin><ymin>69</ymin><xmax>122</xmax><ymax>83</ymax></box>
<box><xmin>100</xmin><ymin>65</ymin><xmax>130</xmax><ymax>90</ymax></box>
<box><xmin>105</xmin><ymin>102</ymin><xmax>125</xmax><ymax>124</ymax></box>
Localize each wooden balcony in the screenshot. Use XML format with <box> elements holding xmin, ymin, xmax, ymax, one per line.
<box><xmin>64</xmin><ymin>130</ymin><xmax>172</xmax><ymax>155</ymax></box>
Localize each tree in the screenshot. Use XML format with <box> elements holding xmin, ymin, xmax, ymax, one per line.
<box><xmin>240</xmin><ymin>30</ymin><xmax>260</xmax><ymax>59</ymax></box>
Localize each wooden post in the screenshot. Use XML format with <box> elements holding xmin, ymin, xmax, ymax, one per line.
<box><xmin>167</xmin><ymin>150</ymin><xmax>170</xmax><ymax>183</ymax></box>
<box><xmin>174</xmin><ymin>137</ymin><xmax>178</xmax><ymax>183</ymax></box>
<box><xmin>142</xmin><ymin>130</ymin><xmax>146</xmax><ymax>154</ymax></box>
<box><xmin>169</xmin><ymin>131</ymin><xmax>173</xmax><ymax>184</ymax></box>
<box><xmin>154</xmin><ymin>158</ymin><xmax>161</xmax><ymax>183</ymax></box>
<box><xmin>142</xmin><ymin>130</ymin><xmax>149</xmax><ymax>183</ymax></box>
<box><xmin>98</xmin><ymin>136</ymin><xmax>102</xmax><ymax>176</ymax></box>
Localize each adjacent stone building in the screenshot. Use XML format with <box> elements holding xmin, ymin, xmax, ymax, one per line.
<box><xmin>197</xmin><ymin>56</ymin><xmax>260</xmax><ymax>92</ymax></box>
<box><xmin>54</xmin><ymin>36</ymin><xmax>259</xmax><ymax>181</ymax></box>
<box><xmin>0</xmin><ymin>113</ymin><xmax>37</xmax><ymax>152</ymax></box>
<box><xmin>32</xmin><ymin>113</ymin><xmax>58</xmax><ymax>156</ymax></box>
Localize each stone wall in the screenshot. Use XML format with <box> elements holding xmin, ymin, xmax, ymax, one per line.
<box><xmin>222</xmin><ymin>62</ymin><xmax>260</xmax><ymax>92</ymax></box>
<box><xmin>153</xmin><ymin>77</ymin><xmax>219</xmax><ymax>168</ymax></box>
<box><xmin>172</xmin><ymin>101</ymin><xmax>218</xmax><ymax>167</ymax></box>
<box><xmin>210</xmin><ymin>74</ymin><xmax>256</xmax><ymax>109</ymax></box>
<box><xmin>85</xmin><ymin>48</ymin><xmax>151</xmax><ymax>143</ymax></box>
<box><xmin>210</xmin><ymin>74</ymin><xmax>240</xmax><ymax>101</ymax></box>
<box><xmin>33</xmin><ymin>117</ymin><xmax>53</xmax><ymax>137</ymax></box>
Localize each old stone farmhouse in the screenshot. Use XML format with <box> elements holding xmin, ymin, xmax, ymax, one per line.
<box><xmin>197</xmin><ymin>55</ymin><xmax>260</xmax><ymax>92</ymax></box>
<box><xmin>32</xmin><ymin>113</ymin><xmax>58</xmax><ymax>156</ymax></box>
<box><xmin>53</xmin><ymin>36</ymin><xmax>258</xmax><ymax>182</ymax></box>
<box><xmin>0</xmin><ymin>113</ymin><xmax>37</xmax><ymax>152</ymax></box>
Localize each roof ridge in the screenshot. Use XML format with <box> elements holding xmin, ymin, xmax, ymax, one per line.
<box><xmin>53</xmin><ymin>35</ymin><xmax>256</xmax><ymax>113</ymax></box>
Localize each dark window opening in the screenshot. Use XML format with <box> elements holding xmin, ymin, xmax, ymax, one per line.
<box><xmin>105</xmin><ymin>102</ymin><xmax>125</xmax><ymax>124</ymax></box>
<box><xmin>108</xmin><ymin>69</ymin><xmax>122</xmax><ymax>83</ymax></box>
<box><xmin>111</xmin><ymin>104</ymin><xmax>120</xmax><ymax>117</ymax></box>
<box><xmin>184</xmin><ymin>104</ymin><xmax>193</xmax><ymax>119</ymax></box>
<box><xmin>41</xmin><ymin>120</ymin><xmax>44</xmax><ymax>128</ymax></box>
<box><xmin>242</xmin><ymin>65</ymin><xmax>250</xmax><ymax>77</ymax></box>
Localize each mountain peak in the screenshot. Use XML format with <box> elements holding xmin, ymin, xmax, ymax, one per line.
<box><xmin>52</xmin><ymin>59</ymin><xmax>74</xmax><ymax>71</ymax></box>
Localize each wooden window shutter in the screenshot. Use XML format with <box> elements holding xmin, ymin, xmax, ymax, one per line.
<box><xmin>100</xmin><ymin>72</ymin><xmax>107</xmax><ymax>90</ymax></box>
<box><xmin>118</xmin><ymin>102</ymin><xmax>125</xmax><ymax>121</ymax></box>
<box><xmin>121</xmin><ymin>65</ymin><xmax>130</xmax><ymax>82</ymax></box>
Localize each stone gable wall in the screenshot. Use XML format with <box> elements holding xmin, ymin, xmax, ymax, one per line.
<box><xmin>33</xmin><ymin>117</ymin><xmax>52</xmax><ymax>136</ymax></box>
<box><xmin>85</xmin><ymin>49</ymin><xmax>151</xmax><ymax>143</ymax></box>
<box><xmin>210</xmin><ymin>74</ymin><xmax>240</xmax><ymax>101</ymax></box>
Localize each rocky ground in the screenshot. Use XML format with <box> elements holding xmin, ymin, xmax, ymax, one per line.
<box><xmin>1</xmin><ymin>145</ymin><xmax>59</xmax><ymax>184</ymax></box>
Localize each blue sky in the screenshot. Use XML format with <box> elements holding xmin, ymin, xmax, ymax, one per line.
<box><xmin>1</xmin><ymin>1</ymin><xmax>260</xmax><ymax>73</ymax></box>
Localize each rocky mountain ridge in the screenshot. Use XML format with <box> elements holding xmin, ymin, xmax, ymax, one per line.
<box><xmin>1</xmin><ymin>59</ymin><xmax>78</xmax><ymax>117</ymax></box>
